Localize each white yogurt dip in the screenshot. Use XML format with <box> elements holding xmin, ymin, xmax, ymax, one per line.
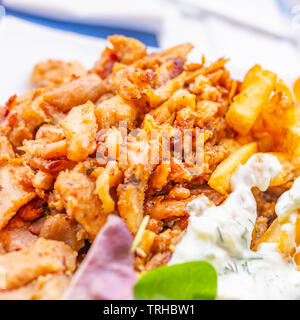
<box><xmin>276</xmin><ymin>176</ymin><xmax>300</xmax><ymax>223</ymax></box>
<box><xmin>169</xmin><ymin>153</ymin><xmax>300</xmax><ymax>300</ymax></box>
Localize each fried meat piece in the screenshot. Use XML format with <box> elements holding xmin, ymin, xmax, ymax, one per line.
<box><xmin>0</xmin><ymin>136</ymin><xmax>15</xmax><ymax>160</ymax></box>
<box><xmin>53</xmin><ymin>169</ymin><xmax>107</xmax><ymax>239</ymax></box>
<box><xmin>0</xmin><ymin>272</ymin><xmax>71</xmax><ymax>300</ymax></box>
<box><xmin>40</xmin><ymin>214</ymin><xmax>85</xmax><ymax>251</ymax></box>
<box><xmin>31</xmin><ymin>60</ymin><xmax>87</xmax><ymax>88</ymax></box>
<box><xmin>93</xmin><ymin>35</ymin><xmax>146</xmax><ymax>78</ymax></box>
<box><xmin>95</xmin><ymin>95</ymin><xmax>137</xmax><ymax>129</ymax></box>
<box><xmin>117</xmin><ymin>138</ymin><xmax>156</xmax><ymax>234</ymax></box>
<box><xmin>19</xmin><ymin>139</ymin><xmax>68</xmax><ymax>159</ymax></box>
<box><xmin>0</xmin><ymin>238</ymin><xmax>76</xmax><ymax>289</ymax></box>
<box><xmin>0</xmin><ymin>217</ymin><xmax>38</xmax><ymax>253</ymax></box>
<box><xmin>0</xmin><ymin>162</ymin><xmax>35</xmax><ymax>230</ymax></box>
<box><xmin>43</xmin><ymin>74</ymin><xmax>106</xmax><ymax>112</ymax></box>
<box><xmin>61</xmin><ymin>101</ymin><xmax>97</xmax><ymax>162</ymax></box>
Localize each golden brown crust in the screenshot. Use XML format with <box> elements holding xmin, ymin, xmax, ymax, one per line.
<box><xmin>0</xmin><ymin>238</ymin><xmax>76</xmax><ymax>289</ymax></box>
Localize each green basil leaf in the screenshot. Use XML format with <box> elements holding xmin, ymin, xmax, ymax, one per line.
<box><xmin>134</xmin><ymin>261</ymin><xmax>217</xmax><ymax>300</ymax></box>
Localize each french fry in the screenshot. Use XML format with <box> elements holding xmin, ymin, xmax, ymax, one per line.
<box><xmin>276</xmin><ymin>79</ymin><xmax>294</xmax><ymax>101</ymax></box>
<box><xmin>294</xmin><ymin>77</ymin><xmax>300</xmax><ymax>103</ymax></box>
<box><xmin>295</xmin><ymin>105</ymin><xmax>300</xmax><ymax>121</ymax></box>
<box><xmin>253</xmin><ymin>218</ymin><xmax>295</xmax><ymax>257</ymax></box>
<box><xmin>226</xmin><ymin>68</ymin><xmax>277</xmax><ymax>135</ymax></box>
<box><xmin>208</xmin><ymin>142</ymin><xmax>257</xmax><ymax>195</ymax></box>
<box><xmin>241</xmin><ymin>64</ymin><xmax>262</xmax><ymax>90</ymax></box>
<box><xmin>278</xmin><ymin>123</ymin><xmax>300</xmax><ymax>155</ymax></box>
<box><xmin>294</xmin><ymin>214</ymin><xmax>300</xmax><ymax>267</ymax></box>
<box><xmin>295</xmin><ymin>214</ymin><xmax>300</xmax><ymax>246</ymax></box>
<box><xmin>257</xmin><ymin>84</ymin><xmax>296</xmax><ymax>142</ymax></box>
<box><xmin>268</xmin><ymin>152</ymin><xmax>294</xmax><ymax>187</ymax></box>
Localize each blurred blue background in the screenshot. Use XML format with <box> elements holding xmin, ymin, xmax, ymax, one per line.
<box><xmin>0</xmin><ymin>0</ymin><xmax>159</xmax><ymax>46</ymax></box>
<box><xmin>0</xmin><ymin>0</ymin><xmax>299</xmax><ymax>49</ymax></box>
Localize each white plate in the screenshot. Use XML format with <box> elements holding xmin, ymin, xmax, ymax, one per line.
<box><xmin>0</xmin><ymin>16</ymin><xmax>107</xmax><ymax>104</ymax></box>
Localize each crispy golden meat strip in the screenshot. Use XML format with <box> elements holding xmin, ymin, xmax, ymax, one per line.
<box><xmin>7</xmin><ymin>90</ymin><xmax>48</xmax><ymax>131</ymax></box>
<box><xmin>93</xmin><ymin>35</ymin><xmax>147</xmax><ymax>78</ymax></box>
<box><xmin>108</xmin><ymin>35</ymin><xmax>147</xmax><ymax>64</ymax></box>
<box><xmin>155</xmin><ymin>43</ymin><xmax>194</xmax><ymax>62</ymax></box>
<box><xmin>152</xmin><ymin>58</ymin><xmax>185</xmax><ymax>88</ymax></box>
<box><xmin>35</xmin><ymin>124</ymin><xmax>65</xmax><ymax>142</ymax></box>
<box><xmin>144</xmin><ymin>72</ymin><xmax>186</xmax><ymax>109</ymax></box>
<box><xmin>0</xmin><ymin>228</ymin><xmax>37</xmax><ymax>253</ymax></box>
<box><xmin>28</xmin><ymin>157</ymin><xmax>75</xmax><ymax>174</ymax></box>
<box><xmin>61</xmin><ymin>101</ymin><xmax>97</xmax><ymax>162</ymax></box>
<box><xmin>32</xmin><ymin>171</ymin><xmax>54</xmax><ymax>196</ymax></box>
<box><xmin>0</xmin><ymin>238</ymin><xmax>76</xmax><ymax>289</ymax></box>
<box><xmin>53</xmin><ymin>169</ymin><xmax>107</xmax><ymax>239</ymax></box>
<box><xmin>117</xmin><ymin>183</ymin><xmax>145</xmax><ymax>234</ymax></box>
<box><xmin>117</xmin><ymin>138</ymin><xmax>157</xmax><ymax>234</ymax></box>
<box><xmin>32</xmin><ymin>272</ymin><xmax>72</xmax><ymax>300</ymax></box>
<box><xmin>19</xmin><ymin>139</ymin><xmax>68</xmax><ymax>160</ymax></box>
<box><xmin>3</xmin><ymin>90</ymin><xmax>48</xmax><ymax>147</ymax></box>
<box><xmin>95</xmin><ymin>161</ymin><xmax>123</xmax><ymax>214</ymax></box>
<box><xmin>134</xmin><ymin>43</ymin><xmax>193</xmax><ymax>71</ymax></box>
<box><xmin>95</xmin><ymin>95</ymin><xmax>138</xmax><ymax>129</ymax></box>
<box><xmin>149</xmin><ymin>163</ymin><xmax>171</xmax><ymax>189</ymax></box>
<box><xmin>144</xmin><ymin>251</ymin><xmax>173</xmax><ymax>271</ymax></box>
<box><xmin>0</xmin><ymin>162</ymin><xmax>36</xmax><ymax>231</ymax></box>
<box><xmin>0</xmin><ymin>217</ymin><xmax>38</xmax><ymax>253</ymax></box>
<box><xmin>43</xmin><ymin>74</ymin><xmax>106</xmax><ymax>112</ymax></box>
<box><xmin>150</xmin><ymin>88</ymin><xmax>195</xmax><ymax>122</ymax></box>
<box><xmin>18</xmin><ymin>198</ymin><xmax>46</xmax><ymax>222</ymax></box>
<box><xmin>0</xmin><ymin>272</ymin><xmax>71</xmax><ymax>300</ymax></box>
<box><xmin>40</xmin><ymin>214</ymin><xmax>85</xmax><ymax>251</ymax></box>
<box><xmin>110</xmin><ymin>63</ymin><xmax>154</xmax><ymax>101</ymax></box>
<box><xmin>0</xmin><ymin>136</ymin><xmax>15</xmax><ymax>160</ymax></box>
<box><xmin>145</xmin><ymin>196</ymin><xmax>197</xmax><ymax>220</ymax></box>
<box><xmin>31</xmin><ymin>60</ymin><xmax>87</xmax><ymax>88</ymax></box>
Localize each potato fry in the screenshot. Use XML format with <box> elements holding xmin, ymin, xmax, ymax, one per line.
<box><xmin>268</xmin><ymin>152</ymin><xmax>294</xmax><ymax>187</ymax></box>
<box><xmin>208</xmin><ymin>142</ymin><xmax>257</xmax><ymax>195</ymax></box>
<box><xmin>257</xmin><ymin>87</ymin><xmax>296</xmax><ymax>143</ymax></box>
<box><xmin>295</xmin><ymin>105</ymin><xmax>300</xmax><ymax>121</ymax></box>
<box><xmin>226</xmin><ymin>68</ymin><xmax>277</xmax><ymax>135</ymax></box>
<box><xmin>295</xmin><ymin>214</ymin><xmax>300</xmax><ymax>246</ymax></box>
<box><xmin>252</xmin><ymin>218</ymin><xmax>295</xmax><ymax>257</ymax></box>
<box><xmin>241</xmin><ymin>64</ymin><xmax>262</xmax><ymax>90</ymax></box>
<box><xmin>291</xmin><ymin>214</ymin><xmax>300</xmax><ymax>267</ymax></box>
<box><xmin>276</xmin><ymin>79</ymin><xmax>294</xmax><ymax>101</ymax></box>
<box><xmin>278</xmin><ymin>123</ymin><xmax>300</xmax><ymax>155</ymax></box>
<box><xmin>294</xmin><ymin>77</ymin><xmax>300</xmax><ymax>103</ymax></box>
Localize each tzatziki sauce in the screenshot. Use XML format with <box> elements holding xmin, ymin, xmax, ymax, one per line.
<box><xmin>169</xmin><ymin>153</ymin><xmax>300</xmax><ymax>300</ymax></box>
<box><xmin>276</xmin><ymin>176</ymin><xmax>300</xmax><ymax>222</ymax></box>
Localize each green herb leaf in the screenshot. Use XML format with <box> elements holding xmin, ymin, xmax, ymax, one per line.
<box><xmin>134</xmin><ymin>261</ymin><xmax>217</xmax><ymax>300</ymax></box>
<box><xmin>130</xmin><ymin>215</ymin><xmax>150</xmax><ymax>253</ymax></box>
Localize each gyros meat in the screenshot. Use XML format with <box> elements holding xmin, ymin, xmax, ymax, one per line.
<box><xmin>0</xmin><ymin>34</ymin><xmax>300</xmax><ymax>300</ymax></box>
